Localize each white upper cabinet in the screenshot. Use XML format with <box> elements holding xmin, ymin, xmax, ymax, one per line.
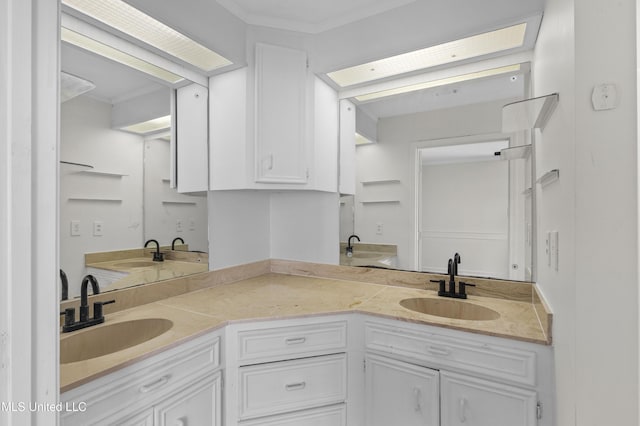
<box><xmin>338</xmin><ymin>99</ymin><xmax>356</xmax><ymax>195</ymax></box>
<box><xmin>209</xmin><ymin>42</ymin><xmax>338</xmax><ymax>192</ymax></box>
<box><xmin>172</xmin><ymin>83</ymin><xmax>209</xmax><ymax>194</ymax></box>
<box><xmin>254</xmin><ymin>43</ymin><xmax>308</xmax><ymax>184</ymax></box>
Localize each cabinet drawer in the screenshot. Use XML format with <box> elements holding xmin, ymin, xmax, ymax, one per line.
<box><xmin>365</xmin><ymin>321</ymin><xmax>536</xmax><ymax>386</ymax></box>
<box><xmin>237</xmin><ymin>320</ymin><xmax>347</xmax><ymax>364</ymax></box>
<box><xmin>241</xmin><ymin>404</ymin><xmax>346</xmax><ymax>426</ymax></box>
<box><xmin>239</xmin><ymin>354</ymin><xmax>347</xmax><ymax>420</ymax></box>
<box><xmin>61</xmin><ymin>334</ymin><xmax>220</xmax><ymax>426</ymax></box>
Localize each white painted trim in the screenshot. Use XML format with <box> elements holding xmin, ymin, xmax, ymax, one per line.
<box><xmin>1</xmin><ymin>0</ymin><xmax>59</xmax><ymax>424</ymax></box>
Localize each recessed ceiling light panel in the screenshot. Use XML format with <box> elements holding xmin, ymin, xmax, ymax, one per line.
<box><xmin>328</xmin><ymin>23</ymin><xmax>527</xmax><ymax>87</ymax></box>
<box><xmin>62</xmin><ymin>0</ymin><xmax>232</xmax><ymax>72</ymax></box>
<box><xmin>120</xmin><ymin>115</ymin><xmax>171</xmax><ymax>134</ymax></box>
<box><xmin>61</xmin><ymin>27</ymin><xmax>184</xmax><ymax>83</ymax></box>
<box><xmin>355</xmin><ymin>64</ymin><xmax>521</xmax><ymax>102</ymax></box>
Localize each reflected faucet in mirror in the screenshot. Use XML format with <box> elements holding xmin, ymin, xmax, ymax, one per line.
<box><xmin>60</xmin><ymin>269</ymin><xmax>69</xmax><ymax>301</ymax></box>
<box><xmin>171</xmin><ymin>237</ymin><xmax>184</xmax><ymax>251</ymax></box>
<box><xmin>144</xmin><ymin>239</ymin><xmax>164</xmax><ymax>262</ymax></box>
<box><xmin>346</xmin><ymin>234</ymin><xmax>360</xmax><ymax>257</ymax></box>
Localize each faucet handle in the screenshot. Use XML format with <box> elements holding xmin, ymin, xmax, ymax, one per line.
<box><xmin>458</xmin><ymin>282</ymin><xmax>476</xmax><ymax>298</ymax></box>
<box><xmin>430</xmin><ymin>279</ymin><xmax>446</xmax><ymax>294</ymax></box>
<box><xmin>93</xmin><ymin>300</ymin><xmax>115</xmax><ymax>320</ymax></box>
<box><xmin>61</xmin><ymin>308</ymin><xmax>76</xmax><ymax>327</ymax></box>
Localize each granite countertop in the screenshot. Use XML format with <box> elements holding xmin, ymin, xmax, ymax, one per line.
<box><xmin>87</xmin><ymin>257</ymin><xmax>208</xmax><ymax>290</ymax></box>
<box><xmin>60</xmin><ymin>271</ymin><xmax>550</xmax><ymax>392</ymax></box>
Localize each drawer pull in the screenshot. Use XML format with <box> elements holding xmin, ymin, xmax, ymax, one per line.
<box><xmin>285</xmin><ymin>381</ymin><xmax>306</xmax><ymax>391</ymax></box>
<box><xmin>459</xmin><ymin>398</ymin><xmax>467</xmax><ymax>423</ymax></box>
<box><xmin>139</xmin><ymin>374</ymin><xmax>171</xmax><ymax>393</ymax></box>
<box><xmin>427</xmin><ymin>345</ymin><xmax>451</xmax><ymax>356</ymax></box>
<box><xmin>285</xmin><ymin>337</ymin><xmax>307</xmax><ymax>345</ymax></box>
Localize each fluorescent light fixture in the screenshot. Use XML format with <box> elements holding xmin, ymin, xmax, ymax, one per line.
<box><xmin>61</xmin><ymin>27</ymin><xmax>184</xmax><ymax>83</ymax></box>
<box><xmin>120</xmin><ymin>115</ymin><xmax>171</xmax><ymax>134</ymax></box>
<box><xmin>355</xmin><ymin>132</ymin><xmax>374</xmax><ymax>145</ymax></box>
<box><xmin>328</xmin><ymin>23</ymin><xmax>526</xmax><ymax>87</ymax></box>
<box><xmin>62</xmin><ymin>0</ymin><xmax>232</xmax><ymax>72</ymax></box>
<box><xmin>355</xmin><ymin>64</ymin><xmax>521</xmax><ymax>102</ymax></box>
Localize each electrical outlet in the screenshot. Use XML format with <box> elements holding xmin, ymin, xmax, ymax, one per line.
<box><xmin>176</xmin><ymin>219</ymin><xmax>183</xmax><ymax>232</ymax></box>
<box><xmin>93</xmin><ymin>221</ymin><xmax>103</xmax><ymax>236</ymax></box>
<box><xmin>376</xmin><ymin>223</ymin><xmax>383</xmax><ymax>235</ymax></box>
<box><xmin>545</xmin><ymin>231</ymin><xmax>551</xmax><ymax>267</ymax></box>
<box><xmin>70</xmin><ymin>220</ymin><xmax>81</xmax><ymax>236</ymax></box>
<box><xmin>189</xmin><ymin>218</ymin><xmax>195</xmax><ymax>231</ymax></box>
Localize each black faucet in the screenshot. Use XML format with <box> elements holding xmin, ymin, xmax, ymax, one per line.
<box><xmin>171</xmin><ymin>237</ymin><xmax>185</xmax><ymax>250</ymax></box>
<box><xmin>436</xmin><ymin>253</ymin><xmax>475</xmax><ymax>299</ymax></box>
<box><xmin>61</xmin><ymin>275</ymin><xmax>114</xmax><ymax>333</ymax></box>
<box><xmin>145</xmin><ymin>239</ymin><xmax>164</xmax><ymax>262</ymax></box>
<box><xmin>346</xmin><ymin>234</ymin><xmax>360</xmax><ymax>256</ymax></box>
<box><xmin>60</xmin><ymin>269</ymin><xmax>68</xmax><ymax>301</ymax></box>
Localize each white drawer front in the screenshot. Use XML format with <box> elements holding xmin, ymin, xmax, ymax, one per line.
<box><xmin>365</xmin><ymin>322</ymin><xmax>536</xmax><ymax>386</ymax></box>
<box><xmin>237</xmin><ymin>321</ymin><xmax>347</xmax><ymax>364</ymax></box>
<box><xmin>241</xmin><ymin>404</ymin><xmax>346</xmax><ymax>426</ymax></box>
<box><xmin>61</xmin><ymin>334</ymin><xmax>220</xmax><ymax>425</ymax></box>
<box><xmin>239</xmin><ymin>354</ymin><xmax>347</xmax><ymax>420</ymax></box>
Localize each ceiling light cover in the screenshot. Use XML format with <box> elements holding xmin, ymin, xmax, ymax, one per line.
<box><xmin>328</xmin><ymin>23</ymin><xmax>526</xmax><ymax>87</ymax></box>
<box><xmin>60</xmin><ymin>71</ymin><xmax>96</xmax><ymax>102</ymax></box>
<box><xmin>62</xmin><ymin>0</ymin><xmax>232</xmax><ymax>72</ymax></box>
<box><xmin>61</xmin><ymin>27</ymin><xmax>184</xmax><ymax>83</ymax></box>
<box><xmin>355</xmin><ymin>64</ymin><xmax>521</xmax><ymax>102</ymax></box>
<box><xmin>120</xmin><ymin>115</ymin><xmax>171</xmax><ymax>134</ymax></box>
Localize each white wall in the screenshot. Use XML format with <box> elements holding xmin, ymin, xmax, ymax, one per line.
<box><xmin>420</xmin><ymin>160</ymin><xmax>509</xmax><ymax>278</ymax></box>
<box><xmin>143</xmin><ymin>138</ymin><xmax>208</xmax><ymax>252</ymax></box>
<box><xmin>354</xmin><ymin>99</ymin><xmax>511</xmax><ymax>270</ymax></box>
<box><xmin>208</xmin><ymin>190</ymin><xmax>339</xmax><ymax>269</ymax></box>
<box><xmin>60</xmin><ymin>96</ymin><xmax>144</xmax><ymax>298</ymax></box>
<box><xmin>533</xmin><ymin>0</ymin><xmax>639</xmax><ymax>425</ymax></box>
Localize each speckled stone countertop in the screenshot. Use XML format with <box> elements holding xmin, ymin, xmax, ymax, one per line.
<box><xmin>60</xmin><ymin>264</ymin><xmax>551</xmax><ymax>393</ymax></box>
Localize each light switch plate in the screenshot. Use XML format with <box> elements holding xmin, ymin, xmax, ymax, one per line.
<box><xmin>93</xmin><ymin>221</ymin><xmax>103</xmax><ymax>236</ymax></box>
<box><xmin>70</xmin><ymin>220</ymin><xmax>81</xmax><ymax>236</ymax></box>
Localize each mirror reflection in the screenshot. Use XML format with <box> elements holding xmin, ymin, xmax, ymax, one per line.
<box><xmin>340</xmin><ymin>65</ymin><xmax>533</xmax><ymax>281</ymax></box>
<box><xmin>59</xmin><ymin>40</ymin><xmax>208</xmax><ymax>299</ymax></box>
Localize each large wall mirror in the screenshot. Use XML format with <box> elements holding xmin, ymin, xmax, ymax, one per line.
<box><xmin>59</xmin><ymin>21</ymin><xmax>208</xmax><ymax>299</ymax></box>
<box><xmin>340</xmin><ymin>63</ymin><xmax>534</xmax><ymax>282</ymax></box>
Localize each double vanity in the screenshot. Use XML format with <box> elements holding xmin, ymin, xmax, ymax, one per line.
<box><xmin>60</xmin><ymin>260</ymin><xmax>552</xmax><ymax>426</ymax></box>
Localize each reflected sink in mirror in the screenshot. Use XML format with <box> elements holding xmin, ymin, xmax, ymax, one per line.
<box><xmin>112</xmin><ymin>260</ymin><xmax>159</xmax><ymax>268</ymax></box>
<box><xmin>351</xmin><ymin>252</ymin><xmax>382</xmax><ymax>259</ymax></box>
<box><xmin>60</xmin><ymin>318</ymin><xmax>173</xmax><ymax>364</ymax></box>
<box><xmin>399</xmin><ymin>297</ymin><xmax>500</xmax><ymax>321</ymax></box>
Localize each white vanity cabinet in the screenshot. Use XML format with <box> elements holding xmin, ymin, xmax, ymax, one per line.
<box><xmin>224</xmin><ymin>316</ymin><xmax>350</xmax><ymax>426</ymax></box>
<box><xmin>365</xmin><ymin>354</ymin><xmax>440</xmax><ymax>426</ymax></box>
<box><xmin>60</xmin><ymin>330</ymin><xmax>222</xmax><ymax>426</ymax></box>
<box><xmin>363</xmin><ymin>317</ymin><xmax>552</xmax><ymax>426</ymax></box>
<box><xmin>209</xmin><ymin>43</ymin><xmax>338</xmax><ymax>192</ymax></box>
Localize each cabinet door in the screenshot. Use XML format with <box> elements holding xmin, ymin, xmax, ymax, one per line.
<box><xmin>172</xmin><ymin>82</ymin><xmax>209</xmax><ymax>193</ymax></box>
<box><xmin>338</xmin><ymin>99</ymin><xmax>356</xmax><ymax>195</ymax></box>
<box><xmin>154</xmin><ymin>372</ymin><xmax>222</xmax><ymax>426</ymax></box>
<box><xmin>365</xmin><ymin>354</ymin><xmax>439</xmax><ymax>426</ymax></box>
<box><xmin>440</xmin><ymin>370</ymin><xmax>537</xmax><ymax>426</ymax></box>
<box><xmin>254</xmin><ymin>43</ymin><xmax>308</xmax><ymax>184</ymax></box>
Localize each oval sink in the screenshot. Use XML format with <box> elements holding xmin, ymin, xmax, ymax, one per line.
<box><xmin>60</xmin><ymin>318</ymin><xmax>173</xmax><ymax>364</ymax></box>
<box><xmin>400</xmin><ymin>298</ymin><xmax>500</xmax><ymax>321</ymax></box>
<box><xmin>113</xmin><ymin>260</ymin><xmax>158</xmax><ymax>268</ymax></box>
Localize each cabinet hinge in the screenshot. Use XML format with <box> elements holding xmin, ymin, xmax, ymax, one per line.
<box><xmin>537</xmin><ymin>401</ymin><xmax>543</xmax><ymax>420</ymax></box>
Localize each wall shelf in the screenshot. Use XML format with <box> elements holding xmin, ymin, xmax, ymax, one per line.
<box><xmin>162</xmin><ymin>200</ymin><xmax>198</xmax><ymax>205</ymax></box>
<box><xmin>360</xmin><ymin>200</ymin><xmax>401</xmax><ymax>205</ymax></box>
<box><xmin>536</xmin><ymin>169</ymin><xmax>560</xmax><ymax>188</ymax></box>
<box><xmin>502</xmin><ymin>93</ymin><xmax>559</xmax><ymax>132</ymax></box>
<box><xmin>68</xmin><ymin>197</ymin><xmax>122</xmax><ymax>203</ymax></box>
<box><xmin>77</xmin><ymin>170</ymin><xmax>128</xmax><ymax>178</ymax></box>
<box><xmin>361</xmin><ymin>179</ymin><xmax>401</xmax><ymax>185</ymax></box>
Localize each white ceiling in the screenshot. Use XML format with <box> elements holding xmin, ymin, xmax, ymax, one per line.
<box><xmin>64</xmin><ymin>0</ymin><xmax>545</xmax><ymax>116</ymax></box>
<box><xmin>215</xmin><ymin>0</ymin><xmax>417</xmax><ymax>34</ymax></box>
